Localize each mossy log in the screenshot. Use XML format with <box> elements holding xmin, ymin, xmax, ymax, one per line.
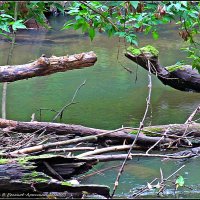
<box><xmin>0</xmin><ymin>154</ymin><xmax>110</xmax><ymax>198</ymax></box>
<box><xmin>142</xmin><ymin>123</ymin><xmax>200</xmax><ymax>137</ymax></box>
<box><xmin>1</xmin><ymin>118</ymin><xmax>200</xmax><ymax>148</ymax></box>
<box><xmin>125</xmin><ymin>46</ymin><xmax>200</xmax><ymax>92</ymax></box>
<box><xmin>3</xmin><ymin>119</ymin><xmax>200</xmax><ymax>146</ymax></box>
<box><xmin>0</xmin><ymin>51</ymin><xmax>97</xmax><ymax>82</ymax></box>
<box><xmin>0</xmin><ymin>118</ymin><xmax>172</xmax><ymax>147</ymax></box>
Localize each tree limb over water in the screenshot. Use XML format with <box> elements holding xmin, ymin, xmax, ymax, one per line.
<box><xmin>0</xmin><ymin>52</ymin><xmax>97</xmax><ymax>82</ymax></box>
<box><xmin>125</xmin><ymin>47</ymin><xmax>200</xmax><ymax>92</ymax></box>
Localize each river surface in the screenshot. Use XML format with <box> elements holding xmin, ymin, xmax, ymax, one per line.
<box><xmin>0</xmin><ymin>15</ymin><xmax>200</xmax><ymax>198</ymax></box>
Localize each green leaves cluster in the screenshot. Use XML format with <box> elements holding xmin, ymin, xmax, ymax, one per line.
<box><xmin>62</xmin><ymin>1</ymin><xmax>200</xmax><ymax>72</ymax></box>
<box><xmin>0</xmin><ymin>2</ymin><xmax>66</xmax><ymax>38</ymax></box>
<box><xmin>0</xmin><ymin>13</ymin><xmax>26</xmax><ymax>39</ymax></box>
<box><xmin>181</xmin><ymin>47</ymin><xmax>200</xmax><ymax>73</ymax></box>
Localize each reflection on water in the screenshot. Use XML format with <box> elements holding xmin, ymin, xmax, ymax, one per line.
<box><xmin>0</xmin><ymin>15</ymin><xmax>200</xmax><ymax>198</ymax></box>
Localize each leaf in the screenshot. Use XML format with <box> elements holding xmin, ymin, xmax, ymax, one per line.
<box><xmin>0</xmin><ymin>23</ymin><xmax>10</xmax><ymax>32</ymax></box>
<box><xmin>130</xmin><ymin>1</ymin><xmax>139</xmax><ymax>9</ymax></box>
<box><xmin>0</xmin><ymin>14</ymin><xmax>14</xmax><ymax>19</ymax></box>
<box><xmin>133</xmin><ymin>23</ymin><xmax>140</xmax><ymax>28</ymax></box>
<box><xmin>174</xmin><ymin>3</ymin><xmax>181</xmax><ymax>11</ymax></box>
<box><xmin>131</xmin><ymin>39</ymin><xmax>138</xmax><ymax>46</ymax></box>
<box><xmin>144</xmin><ymin>26</ymin><xmax>152</xmax><ymax>35</ymax></box>
<box><xmin>62</xmin><ymin>22</ymin><xmax>74</xmax><ymax>30</ymax></box>
<box><xmin>175</xmin><ymin>175</ymin><xmax>184</xmax><ymax>188</ymax></box>
<box><xmin>152</xmin><ymin>30</ymin><xmax>159</xmax><ymax>40</ymax></box>
<box><xmin>12</xmin><ymin>20</ymin><xmax>26</xmax><ymax>31</ymax></box>
<box><xmin>181</xmin><ymin>1</ymin><xmax>188</xmax><ymax>7</ymax></box>
<box><xmin>115</xmin><ymin>31</ymin><xmax>126</xmax><ymax>37</ymax></box>
<box><xmin>53</xmin><ymin>3</ymin><xmax>64</xmax><ymax>13</ymax></box>
<box><xmin>89</xmin><ymin>28</ymin><xmax>95</xmax><ymax>41</ymax></box>
<box><xmin>73</xmin><ymin>22</ymin><xmax>83</xmax><ymax>30</ymax></box>
<box><xmin>81</xmin><ymin>22</ymin><xmax>89</xmax><ymax>32</ymax></box>
<box><xmin>0</xmin><ymin>30</ymin><xmax>12</xmax><ymax>40</ymax></box>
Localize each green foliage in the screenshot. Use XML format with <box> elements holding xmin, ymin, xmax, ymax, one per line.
<box><xmin>26</xmin><ymin>2</ymin><xmax>51</xmax><ymax>29</ymax></box>
<box><xmin>12</xmin><ymin>19</ymin><xmax>26</xmax><ymax>31</ymax></box>
<box><xmin>61</xmin><ymin>181</ymin><xmax>72</xmax><ymax>186</ymax></box>
<box><xmin>0</xmin><ymin>158</ymin><xmax>9</xmax><ymax>164</ymax></box>
<box><xmin>127</xmin><ymin>45</ymin><xmax>159</xmax><ymax>56</ymax></box>
<box><xmin>140</xmin><ymin>45</ymin><xmax>159</xmax><ymax>56</ymax></box>
<box><xmin>22</xmin><ymin>171</ymin><xmax>50</xmax><ymax>184</ymax></box>
<box><xmin>0</xmin><ymin>2</ymin><xmax>66</xmax><ymax>39</ymax></box>
<box><xmin>62</xmin><ymin>1</ymin><xmax>200</xmax><ymax>72</ymax></box>
<box><xmin>175</xmin><ymin>175</ymin><xmax>184</xmax><ymax>189</ymax></box>
<box><xmin>89</xmin><ymin>28</ymin><xmax>95</xmax><ymax>41</ymax></box>
<box><xmin>0</xmin><ymin>12</ymin><xmax>26</xmax><ymax>39</ymax></box>
<box><xmin>130</xmin><ymin>130</ymin><xmax>138</xmax><ymax>135</ymax></box>
<box><xmin>192</xmin><ymin>58</ymin><xmax>200</xmax><ymax>72</ymax></box>
<box><xmin>127</xmin><ymin>47</ymin><xmax>141</xmax><ymax>56</ymax></box>
<box><xmin>181</xmin><ymin>47</ymin><xmax>200</xmax><ymax>73</ymax></box>
<box><xmin>1</xmin><ymin>1</ymin><xmax>200</xmax><ymax>72</ymax></box>
<box><xmin>166</xmin><ymin>62</ymin><xmax>185</xmax><ymax>72</ymax></box>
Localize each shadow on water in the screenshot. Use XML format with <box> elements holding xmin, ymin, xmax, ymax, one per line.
<box><xmin>0</xmin><ymin>15</ymin><xmax>200</xmax><ymax>198</ymax></box>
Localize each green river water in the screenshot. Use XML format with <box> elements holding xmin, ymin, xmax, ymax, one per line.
<box><xmin>0</xmin><ymin>15</ymin><xmax>200</xmax><ymax>198</ymax></box>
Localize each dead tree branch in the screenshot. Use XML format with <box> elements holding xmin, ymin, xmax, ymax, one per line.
<box><xmin>0</xmin><ymin>52</ymin><xmax>97</xmax><ymax>82</ymax></box>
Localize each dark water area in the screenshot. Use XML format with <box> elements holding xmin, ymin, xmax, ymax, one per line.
<box><xmin>0</xmin><ymin>15</ymin><xmax>200</xmax><ymax>198</ymax></box>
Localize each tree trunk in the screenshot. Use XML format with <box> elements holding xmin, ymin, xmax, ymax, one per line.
<box><xmin>0</xmin><ymin>52</ymin><xmax>97</xmax><ymax>82</ymax></box>
<box><xmin>125</xmin><ymin>51</ymin><xmax>200</xmax><ymax>92</ymax></box>
<box><xmin>2</xmin><ymin>118</ymin><xmax>200</xmax><ymax>148</ymax></box>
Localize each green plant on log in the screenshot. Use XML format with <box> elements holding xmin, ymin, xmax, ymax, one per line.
<box><xmin>127</xmin><ymin>45</ymin><xmax>159</xmax><ymax>56</ymax></box>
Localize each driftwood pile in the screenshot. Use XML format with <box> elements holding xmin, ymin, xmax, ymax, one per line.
<box><xmin>1</xmin><ymin>50</ymin><xmax>200</xmax><ymax>198</ymax></box>
<box><xmin>1</xmin><ymin>117</ymin><xmax>200</xmax><ymax>198</ymax></box>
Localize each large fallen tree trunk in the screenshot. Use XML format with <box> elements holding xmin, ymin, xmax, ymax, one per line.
<box><xmin>125</xmin><ymin>46</ymin><xmax>200</xmax><ymax>92</ymax></box>
<box><xmin>0</xmin><ymin>154</ymin><xmax>110</xmax><ymax>198</ymax></box>
<box><xmin>0</xmin><ymin>51</ymin><xmax>97</xmax><ymax>82</ymax></box>
<box><xmin>2</xmin><ymin>118</ymin><xmax>200</xmax><ymax>148</ymax></box>
<box><xmin>0</xmin><ymin>118</ymin><xmax>172</xmax><ymax>147</ymax></box>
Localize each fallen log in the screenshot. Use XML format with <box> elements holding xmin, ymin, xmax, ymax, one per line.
<box><xmin>0</xmin><ymin>51</ymin><xmax>97</xmax><ymax>82</ymax></box>
<box><xmin>142</xmin><ymin>123</ymin><xmax>200</xmax><ymax>138</ymax></box>
<box><xmin>2</xmin><ymin>118</ymin><xmax>200</xmax><ymax>150</ymax></box>
<box><xmin>0</xmin><ymin>118</ymin><xmax>172</xmax><ymax>147</ymax></box>
<box><xmin>125</xmin><ymin>45</ymin><xmax>200</xmax><ymax>92</ymax></box>
<box><xmin>0</xmin><ymin>154</ymin><xmax>110</xmax><ymax>198</ymax></box>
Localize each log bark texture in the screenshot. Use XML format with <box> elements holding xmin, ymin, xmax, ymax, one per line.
<box><xmin>0</xmin><ymin>155</ymin><xmax>110</xmax><ymax>198</ymax></box>
<box><xmin>0</xmin><ymin>51</ymin><xmax>97</xmax><ymax>82</ymax></box>
<box><xmin>0</xmin><ymin>118</ymin><xmax>197</xmax><ymax>147</ymax></box>
<box><xmin>125</xmin><ymin>51</ymin><xmax>200</xmax><ymax>92</ymax></box>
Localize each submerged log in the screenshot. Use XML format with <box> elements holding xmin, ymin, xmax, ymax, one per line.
<box><xmin>125</xmin><ymin>46</ymin><xmax>200</xmax><ymax>92</ymax></box>
<box><xmin>0</xmin><ymin>51</ymin><xmax>97</xmax><ymax>82</ymax></box>
<box><xmin>0</xmin><ymin>154</ymin><xmax>110</xmax><ymax>198</ymax></box>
